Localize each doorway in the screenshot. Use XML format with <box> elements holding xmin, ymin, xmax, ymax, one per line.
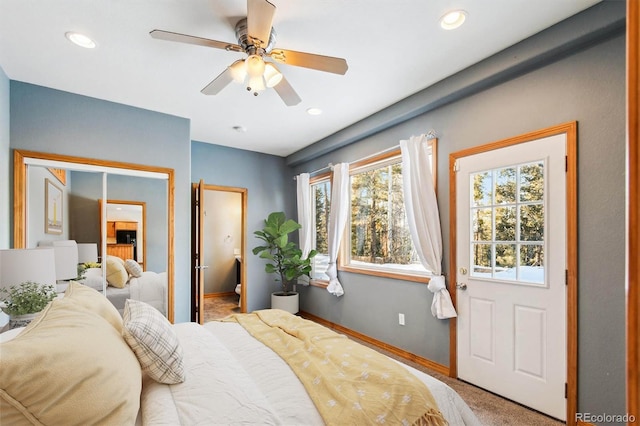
<box><xmin>192</xmin><ymin>181</ymin><xmax>247</xmax><ymax>323</ymax></box>
<box><xmin>449</xmin><ymin>123</ymin><xmax>578</xmax><ymax>422</ymax></box>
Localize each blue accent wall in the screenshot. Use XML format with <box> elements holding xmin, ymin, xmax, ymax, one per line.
<box><xmin>9</xmin><ymin>82</ymin><xmax>192</xmax><ymax>322</ymax></box>
<box><xmin>190</xmin><ymin>141</ymin><xmax>294</xmax><ymax>312</ymax></box>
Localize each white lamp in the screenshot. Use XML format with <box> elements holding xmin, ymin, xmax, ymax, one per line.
<box><xmin>37</xmin><ymin>240</ymin><xmax>79</xmax><ymax>281</ymax></box>
<box><xmin>77</xmin><ymin>243</ymin><xmax>98</xmax><ymax>264</ymax></box>
<box><xmin>0</xmin><ymin>249</ymin><xmax>57</xmax><ymax>292</ymax></box>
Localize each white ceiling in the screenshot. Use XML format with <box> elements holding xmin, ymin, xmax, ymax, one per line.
<box><xmin>0</xmin><ymin>0</ymin><xmax>601</xmax><ymax>157</ymax></box>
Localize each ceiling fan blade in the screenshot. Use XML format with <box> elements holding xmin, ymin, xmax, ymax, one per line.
<box><xmin>247</xmin><ymin>0</ymin><xmax>276</xmax><ymax>48</ymax></box>
<box><xmin>201</xmin><ymin>68</ymin><xmax>235</xmax><ymax>95</ymax></box>
<box><xmin>150</xmin><ymin>29</ymin><xmax>242</xmax><ymax>52</ymax></box>
<box><xmin>269</xmin><ymin>49</ymin><xmax>348</xmax><ymax>75</ymax></box>
<box><xmin>273</xmin><ymin>76</ymin><xmax>301</xmax><ymax>106</ymax></box>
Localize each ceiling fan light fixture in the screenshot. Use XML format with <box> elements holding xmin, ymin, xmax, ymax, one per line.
<box><xmin>247</xmin><ymin>75</ymin><xmax>266</xmax><ymax>94</ymax></box>
<box><xmin>246</xmin><ymin>54</ymin><xmax>266</xmax><ymax>78</ymax></box>
<box><xmin>263</xmin><ymin>63</ymin><xmax>283</xmax><ymax>88</ymax></box>
<box><xmin>65</xmin><ymin>31</ymin><xmax>96</xmax><ymax>49</ymax></box>
<box><xmin>440</xmin><ymin>10</ymin><xmax>467</xmax><ymax>30</ymax></box>
<box><xmin>229</xmin><ymin>59</ymin><xmax>247</xmax><ymax>83</ymax></box>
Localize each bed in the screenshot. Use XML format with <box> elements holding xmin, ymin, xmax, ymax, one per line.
<box><xmin>0</xmin><ymin>282</ymin><xmax>480</xmax><ymax>425</ymax></box>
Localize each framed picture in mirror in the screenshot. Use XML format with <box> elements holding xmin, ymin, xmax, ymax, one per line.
<box><xmin>45</xmin><ymin>178</ymin><xmax>63</xmax><ymax>234</ymax></box>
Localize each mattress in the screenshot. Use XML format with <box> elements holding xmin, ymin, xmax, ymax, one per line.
<box><xmin>140</xmin><ymin>321</ymin><xmax>480</xmax><ymax>425</ymax></box>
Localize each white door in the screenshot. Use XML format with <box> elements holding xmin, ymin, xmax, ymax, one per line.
<box><xmin>456</xmin><ymin>134</ymin><xmax>567</xmax><ymax>420</ymax></box>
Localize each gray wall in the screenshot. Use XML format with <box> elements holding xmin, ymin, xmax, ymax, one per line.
<box><xmin>290</xmin><ymin>5</ymin><xmax>626</xmax><ymax>421</ymax></box>
<box><xmin>0</xmin><ymin>66</ymin><xmax>9</xmax><ymax>249</ymax></box>
<box><xmin>191</xmin><ymin>141</ymin><xmax>293</xmax><ymax>312</ymax></box>
<box><xmin>9</xmin><ymin>82</ymin><xmax>192</xmax><ymax>322</ymax></box>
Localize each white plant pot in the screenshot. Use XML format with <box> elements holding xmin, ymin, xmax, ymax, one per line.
<box><xmin>9</xmin><ymin>312</ymin><xmax>39</xmax><ymax>329</ymax></box>
<box><xmin>271</xmin><ymin>292</ymin><xmax>299</xmax><ymax>314</ymax></box>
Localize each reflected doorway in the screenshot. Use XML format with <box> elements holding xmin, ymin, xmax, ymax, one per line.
<box><xmin>192</xmin><ymin>181</ymin><xmax>247</xmax><ymax>323</ymax></box>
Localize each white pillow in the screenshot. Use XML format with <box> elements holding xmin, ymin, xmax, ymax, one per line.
<box><xmin>125</xmin><ymin>259</ymin><xmax>143</xmax><ymax>277</ymax></box>
<box><xmin>106</xmin><ymin>256</ymin><xmax>128</xmax><ymax>288</ymax></box>
<box><xmin>122</xmin><ymin>299</ymin><xmax>185</xmax><ymax>384</ymax></box>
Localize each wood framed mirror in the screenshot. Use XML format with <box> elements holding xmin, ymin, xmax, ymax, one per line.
<box><xmin>13</xmin><ymin>149</ymin><xmax>175</xmax><ymax>322</ymax></box>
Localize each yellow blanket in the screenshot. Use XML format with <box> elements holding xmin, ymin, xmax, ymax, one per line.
<box><xmin>223</xmin><ymin>309</ymin><xmax>447</xmax><ymax>426</ymax></box>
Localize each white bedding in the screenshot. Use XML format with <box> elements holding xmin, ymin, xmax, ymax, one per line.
<box><xmin>140</xmin><ymin>321</ymin><xmax>480</xmax><ymax>425</ymax></box>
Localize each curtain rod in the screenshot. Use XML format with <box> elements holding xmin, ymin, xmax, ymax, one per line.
<box><xmin>294</xmin><ymin>129</ymin><xmax>436</xmax><ymax>180</ymax></box>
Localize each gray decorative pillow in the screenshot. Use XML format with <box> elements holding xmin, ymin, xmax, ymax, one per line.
<box><xmin>122</xmin><ymin>299</ymin><xmax>185</xmax><ymax>384</ymax></box>
<box><xmin>124</xmin><ymin>259</ymin><xmax>143</xmax><ymax>278</ymax></box>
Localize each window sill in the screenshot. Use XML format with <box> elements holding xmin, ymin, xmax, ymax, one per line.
<box><xmin>338</xmin><ymin>265</ymin><xmax>431</xmax><ymax>284</ymax></box>
<box><xmin>309</xmin><ymin>279</ymin><xmax>329</xmax><ymax>289</ymax></box>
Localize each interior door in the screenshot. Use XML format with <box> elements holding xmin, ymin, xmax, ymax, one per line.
<box><xmin>455</xmin><ymin>134</ymin><xmax>567</xmax><ymax>420</ymax></box>
<box><xmin>192</xmin><ymin>180</ymin><xmax>206</xmax><ymax>323</ymax></box>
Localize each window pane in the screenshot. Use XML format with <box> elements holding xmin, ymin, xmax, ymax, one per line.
<box><xmin>495</xmin><ymin>206</ymin><xmax>516</xmax><ymax>241</ymax></box>
<box><xmin>311</xmin><ymin>180</ymin><xmax>330</xmax><ymax>280</ymax></box>
<box><xmin>519</xmin><ymin>244</ymin><xmax>544</xmax><ymax>283</ymax></box>
<box><xmin>519</xmin><ymin>162</ymin><xmax>544</xmax><ymax>202</ymax></box>
<box><xmin>495</xmin><ymin>243</ymin><xmax>516</xmax><ymax>280</ymax></box>
<box><xmin>472</xmin><ymin>208</ymin><xmax>492</xmax><ymax>241</ymax></box>
<box><xmin>520</xmin><ymin>204</ymin><xmax>544</xmax><ymax>241</ymax></box>
<box><xmin>349</xmin><ymin>160</ymin><xmax>426</xmax><ymax>273</ymax></box>
<box><xmin>472</xmin><ymin>243</ymin><xmax>492</xmax><ymax>277</ymax></box>
<box><xmin>472</xmin><ymin>171</ymin><xmax>492</xmax><ymax>206</ymax></box>
<box><xmin>495</xmin><ymin>167</ymin><xmax>516</xmax><ymax>204</ymax></box>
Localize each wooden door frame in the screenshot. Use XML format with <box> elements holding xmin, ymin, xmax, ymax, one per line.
<box><xmin>448</xmin><ymin>122</ymin><xmax>578</xmax><ymax>424</ymax></box>
<box><xmin>191</xmin><ymin>182</ymin><xmax>248</xmax><ymax>323</ymax></box>
<box><xmin>627</xmin><ymin>0</ymin><xmax>640</xmax><ymax>421</ymax></box>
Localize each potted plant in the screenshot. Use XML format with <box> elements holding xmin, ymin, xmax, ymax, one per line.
<box><xmin>253</xmin><ymin>212</ymin><xmax>317</xmax><ymax>313</ymax></box>
<box><xmin>0</xmin><ymin>282</ymin><xmax>57</xmax><ymax>329</ymax></box>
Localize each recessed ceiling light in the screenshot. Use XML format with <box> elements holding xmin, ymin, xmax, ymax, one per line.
<box><xmin>440</xmin><ymin>10</ymin><xmax>467</xmax><ymax>30</ymax></box>
<box><xmin>65</xmin><ymin>31</ymin><xmax>96</xmax><ymax>49</ymax></box>
<box><xmin>307</xmin><ymin>107</ymin><xmax>323</xmax><ymax>116</ymax></box>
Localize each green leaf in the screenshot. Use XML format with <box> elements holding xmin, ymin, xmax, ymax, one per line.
<box><xmin>265</xmin><ymin>264</ymin><xmax>276</xmax><ymax>274</ymax></box>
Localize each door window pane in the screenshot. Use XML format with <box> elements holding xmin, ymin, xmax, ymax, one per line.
<box><xmin>472</xmin><ymin>243</ymin><xmax>492</xmax><ymax>277</ymax></box>
<box><xmin>473</xmin><ymin>171</ymin><xmax>492</xmax><ymax>206</ymax></box>
<box><xmin>519</xmin><ymin>244</ymin><xmax>544</xmax><ymax>283</ymax></box>
<box><xmin>495</xmin><ymin>206</ymin><xmax>516</xmax><ymax>241</ymax></box>
<box><xmin>472</xmin><ymin>208</ymin><xmax>492</xmax><ymax>241</ymax></box>
<box><xmin>519</xmin><ymin>162</ymin><xmax>544</xmax><ymax>202</ymax></box>
<box><xmin>520</xmin><ymin>204</ymin><xmax>544</xmax><ymax>242</ymax></box>
<box><xmin>495</xmin><ymin>167</ymin><xmax>517</xmax><ymax>204</ymax></box>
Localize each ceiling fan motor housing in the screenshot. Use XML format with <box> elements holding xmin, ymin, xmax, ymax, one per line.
<box><xmin>235</xmin><ymin>18</ymin><xmax>277</xmax><ymax>56</ymax></box>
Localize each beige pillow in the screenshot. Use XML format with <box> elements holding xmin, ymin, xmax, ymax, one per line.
<box><xmin>106</xmin><ymin>255</ymin><xmax>128</xmax><ymax>288</ymax></box>
<box><xmin>0</xmin><ymin>297</ymin><xmax>142</xmax><ymax>425</ymax></box>
<box><xmin>125</xmin><ymin>259</ymin><xmax>143</xmax><ymax>277</ymax></box>
<box><xmin>123</xmin><ymin>299</ymin><xmax>185</xmax><ymax>384</ymax></box>
<box><xmin>65</xmin><ymin>280</ymin><xmax>123</xmax><ymax>331</ymax></box>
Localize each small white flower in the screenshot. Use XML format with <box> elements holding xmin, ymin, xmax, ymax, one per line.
<box><xmin>353</xmin><ymin>402</ymin><xmax>363</xmax><ymax>410</ymax></box>
<box><xmin>402</xmin><ymin>394</ymin><xmax>412</xmax><ymax>404</ymax></box>
<box><xmin>313</xmin><ymin>376</ymin><xmax>321</xmax><ymax>385</ymax></box>
<box><xmin>302</xmin><ymin>361</ymin><xmax>310</xmax><ymax>369</ymax></box>
<box><xmin>361</xmin><ymin>371</ymin><xmax>370</xmax><ymax>380</ymax></box>
<box><xmin>382</xmin><ymin>392</ymin><xmax>391</xmax><ymax>400</ymax></box>
<box><xmin>357</xmin><ymin>389</ymin><xmax>366</xmax><ymax>397</ymax></box>
<box><xmin>376</xmin><ymin>413</ymin><xmax>387</xmax><ymax>424</ymax></box>
<box><xmin>327</xmin><ymin>399</ymin><xmax>336</xmax><ymax>407</ymax></box>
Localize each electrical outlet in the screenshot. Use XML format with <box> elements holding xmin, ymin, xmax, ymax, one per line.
<box><xmin>398</xmin><ymin>313</ymin><xmax>405</xmax><ymax>326</ymax></box>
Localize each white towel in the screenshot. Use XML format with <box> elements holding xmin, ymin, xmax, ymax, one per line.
<box><xmin>427</xmin><ymin>275</ymin><xmax>457</xmax><ymax>319</ymax></box>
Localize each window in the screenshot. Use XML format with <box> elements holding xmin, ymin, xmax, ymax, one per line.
<box><xmin>310</xmin><ymin>173</ymin><xmax>331</xmax><ymax>281</ymax></box>
<box><xmin>470</xmin><ymin>161</ymin><xmax>545</xmax><ymax>284</ymax></box>
<box><xmin>340</xmin><ymin>143</ymin><xmax>437</xmax><ymax>282</ymax></box>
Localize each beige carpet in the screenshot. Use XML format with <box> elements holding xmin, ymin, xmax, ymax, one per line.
<box><xmin>204</xmin><ymin>296</ymin><xmax>564</xmax><ymax>425</ymax></box>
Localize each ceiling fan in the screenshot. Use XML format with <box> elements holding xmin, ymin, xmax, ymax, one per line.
<box><xmin>150</xmin><ymin>0</ymin><xmax>348</xmax><ymax>106</ymax></box>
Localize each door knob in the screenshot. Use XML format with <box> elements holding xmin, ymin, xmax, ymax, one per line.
<box><xmin>456</xmin><ymin>283</ymin><xmax>467</xmax><ymax>291</ymax></box>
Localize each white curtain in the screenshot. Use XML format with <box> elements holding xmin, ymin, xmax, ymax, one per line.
<box><xmin>326</xmin><ymin>163</ymin><xmax>349</xmax><ymax>297</ymax></box>
<box><xmin>296</xmin><ymin>173</ymin><xmax>312</xmax><ymax>286</ymax></box>
<box><xmin>400</xmin><ymin>135</ymin><xmax>456</xmax><ymax>319</ymax></box>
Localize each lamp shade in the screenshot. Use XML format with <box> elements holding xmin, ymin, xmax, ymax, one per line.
<box><xmin>38</xmin><ymin>240</ymin><xmax>79</xmax><ymax>280</ymax></box>
<box><xmin>0</xmin><ymin>248</ymin><xmax>57</xmax><ymax>292</ymax></box>
<box><xmin>77</xmin><ymin>243</ymin><xmax>98</xmax><ymax>264</ymax></box>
